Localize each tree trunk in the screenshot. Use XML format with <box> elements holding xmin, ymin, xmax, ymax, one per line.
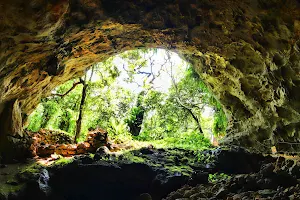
<box><xmin>74</xmin><ymin>83</ymin><xmax>88</xmax><ymax>143</ymax></box>
<box><xmin>169</xmin><ymin>64</ymin><xmax>204</xmax><ymax>135</ymax></box>
<box><xmin>177</xmin><ymin>100</ymin><xmax>203</xmax><ymax>134</ymax></box>
<box><xmin>185</xmin><ymin>107</ymin><xmax>203</xmax><ymax>134</ymax></box>
<box><xmin>74</xmin><ymin>67</ymin><xmax>94</xmax><ymax>143</ymax></box>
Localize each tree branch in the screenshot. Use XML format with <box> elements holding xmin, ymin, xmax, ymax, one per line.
<box><xmin>167</xmin><ymin>56</ymin><xmax>204</xmax><ymax>134</ymax></box>
<box><xmin>51</xmin><ymin>79</ymin><xmax>84</xmax><ymax>97</ymax></box>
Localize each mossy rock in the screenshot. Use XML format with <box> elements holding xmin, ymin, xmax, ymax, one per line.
<box><xmin>49</xmin><ymin>157</ymin><xmax>74</xmax><ymax>168</ymax></box>
<box><xmin>165</xmin><ymin>165</ymin><xmax>193</xmax><ymax>177</ymax></box>
<box><xmin>121</xmin><ymin>152</ymin><xmax>146</xmax><ymax>163</ymax></box>
<box><xmin>0</xmin><ymin>162</ymin><xmax>42</xmax><ymax>199</ymax></box>
<box><xmin>0</xmin><ymin>183</ymin><xmax>25</xmax><ymax>200</ymax></box>
<box><xmin>15</xmin><ymin>164</ymin><xmax>44</xmax><ymax>187</ymax></box>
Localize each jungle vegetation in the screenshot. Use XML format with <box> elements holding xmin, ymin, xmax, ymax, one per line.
<box><xmin>25</xmin><ymin>49</ymin><xmax>227</xmax><ymax>150</ymax></box>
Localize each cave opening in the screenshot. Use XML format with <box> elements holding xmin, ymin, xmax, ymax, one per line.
<box><xmin>1</xmin><ymin>0</ymin><xmax>300</xmax><ymax>199</ymax></box>
<box><xmin>0</xmin><ymin>48</ymin><xmax>232</xmax><ymax>200</ymax></box>
<box><xmin>25</xmin><ymin>48</ymin><xmax>227</xmax><ymax>155</ymax></box>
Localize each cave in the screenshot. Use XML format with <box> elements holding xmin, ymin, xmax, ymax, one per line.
<box><xmin>1</xmin><ymin>0</ymin><xmax>300</xmax><ymax>199</ymax></box>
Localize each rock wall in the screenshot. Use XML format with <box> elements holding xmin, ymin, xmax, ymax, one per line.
<box><xmin>0</xmin><ymin>0</ymin><xmax>300</xmax><ymax>156</ymax></box>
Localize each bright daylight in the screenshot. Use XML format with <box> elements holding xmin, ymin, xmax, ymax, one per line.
<box><xmin>26</xmin><ymin>49</ymin><xmax>227</xmax><ymax>150</ymax></box>
<box><xmin>1</xmin><ymin>1</ymin><xmax>300</xmax><ymax>200</ymax></box>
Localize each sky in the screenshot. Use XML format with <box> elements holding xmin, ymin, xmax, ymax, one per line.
<box><xmin>88</xmin><ymin>48</ymin><xmax>214</xmax><ymax>118</ymax></box>
<box><xmin>88</xmin><ymin>49</ymin><xmax>188</xmax><ymax>93</ymax></box>
<box><xmin>113</xmin><ymin>49</ymin><xmax>188</xmax><ymax>93</ymax></box>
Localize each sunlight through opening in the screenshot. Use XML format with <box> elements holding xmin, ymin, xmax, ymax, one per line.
<box><xmin>26</xmin><ymin>48</ymin><xmax>227</xmax><ymax>154</ymax></box>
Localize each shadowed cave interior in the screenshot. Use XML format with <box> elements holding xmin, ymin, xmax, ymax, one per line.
<box><xmin>1</xmin><ymin>0</ymin><xmax>300</xmax><ymax>199</ymax></box>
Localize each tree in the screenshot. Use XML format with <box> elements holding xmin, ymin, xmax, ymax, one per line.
<box><xmin>124</xmin><ymin>91</ymin><xmax>146</xmax><ymax>136</ymax></box>
<box><xmin>169</xmin><ymin>74</ymin><xmax>203</xmax><ymax>134</ymax></box>
<box><xmin>26</xmin><ymin>48</ymin><xmax>227</xmax><ymax>146</ymax></box>
<box><xmin>120</xmin><ymin>49</ymin><xmax>216</xmax><ymax>137</ymax></box>
<box><xmin>144</xmin><ymin>51</ymin><xmax>207</xmax><ymax>135</ymax></box>
<box><xmin>74</xmin><ymin>75</ymin><xmax>89</xmax><ymax>143</ymax></box>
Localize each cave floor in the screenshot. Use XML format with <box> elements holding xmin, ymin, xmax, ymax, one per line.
<box><xmin>0</xmin><ymin>161</ymin><xmax>35</xmax><ymax>199</ymax></box>
<box><xmin>1</xmin><ymin>147</ymin><xmax>300</xmax><ymax>200</ymax></box>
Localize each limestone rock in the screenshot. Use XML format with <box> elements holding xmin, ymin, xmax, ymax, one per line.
<box><xmin>0</xmin><ymin>0</ymin><xmax>300</xmax><ymax>156</ymax></box>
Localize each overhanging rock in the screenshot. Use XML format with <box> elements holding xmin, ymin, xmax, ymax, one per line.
<box><xmin>0</xmin><ymin>0</ymin><xmax>300</xmax><ymax>156</ymax></box>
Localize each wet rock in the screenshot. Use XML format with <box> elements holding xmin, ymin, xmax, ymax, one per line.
<box><xmin>38</xmin><ymin>169</ymin><xmax>51</xmax><ymax>195</ymax></box>
<box><xmin>258</xmin><ymin>189</ymin><xmax>277</xmax><ymax>198</ymax></box>
<box><xmin>0</xmin><ymin>193</ymin><xmax>6</xmax><ymax>200</ymax></box>
<box><xmin>273</xmin><ymin>170</ymin><xmax>298</xmax><ymax>187</ymax></box>
<box><xmin>290</xmin><ymin>162</ymin><xmax>300</xmax><ymax>178</ymax></box>
<box><xmin>164</xmin><ymin>152</ymin><xmax>300</xmax><ymax>200</ymax></box>
<box><xmin>4</xmin><ymin>148</ymin><xmax>300</xmax><ymax>200</ymax></box>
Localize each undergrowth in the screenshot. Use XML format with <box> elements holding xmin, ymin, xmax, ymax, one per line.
<box><xmin>137</xmin><ymin>130</ymin><xmax>212</xmax><ymax>151</ymax></box>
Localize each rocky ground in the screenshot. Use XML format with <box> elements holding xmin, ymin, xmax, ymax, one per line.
<box><xmin>0</xmin><ymin>146</ymin><xmax>300</xmax><ymax>200</ymax></box>
<box><xmin>164</xmin><ymin>157</ymin><xmax>300</xmax><ymax>200</ymax></box>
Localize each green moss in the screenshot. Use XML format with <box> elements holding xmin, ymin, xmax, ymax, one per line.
<box><xmin>0</xmin><ymin>162</ymin><xmax>40</xmax><ymax>198</ymax></box>
<box><xmin>17</xmin><ymin>163</ymin><xmax>43</xmax><ymax>182</ymax></box>
<box><xmin>51</xmin><ymin>157</ymin><xmax>74</xmax><ymax>167</ymax></box>
<box><xmin>0</xmin><ymin>183</ymin><xmax>25</xmax><ymax>199</ymax></box>
<box><xmin>165</xmin><ymin>165</ymin><xmax>193</xmax><ymax>176</ymax></box>
<box><xmin>121</xmin><ymin>152</ymin><xmax>146</xmax><ymax>163</ymax></box>
<box><xmin>89</xmin><ymin>153</ymin><xmax>95</xmax><ymax>159</ymax></box>
<box><xmin>195</xmin><ymin>151</ymin><xmax>216</xmax><ymax>165</ymax></box>
<box><xmin>130</xmin><ymin>156</ymin><xmax>145</xmax><ymax>163</ymax></box>
<box><xmin>209</xmin><ymin>173</ymin><xmax>231</xmax><ymax>183</ymax></box>
<box><xmin>19</xmin><ymin>163</ymin><xmax>41</xmax><ymax>175</ymax></box>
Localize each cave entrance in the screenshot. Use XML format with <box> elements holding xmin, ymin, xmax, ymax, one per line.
<box><xmin>25</xmin><ymin>48</ymin><xmax>227</xmax><ymax>156</ymax></box>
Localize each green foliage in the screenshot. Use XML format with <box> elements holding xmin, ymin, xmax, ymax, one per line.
<box><xmin>26</xmin><ymin>62</ymin><xmax>123</xmax><ymax>141</ymax></box>
<box><xmin>208</xmin><ymin>173</ymin><xmax>231</xmax><ymax>183</ymax></box>
<box><xmin>213</xmin><ymin>108</ymin><xmax>228</xmax><ymax>136</ymax></box>
<box><xmin>124</xmin><ymin>106</ymin><xmax>145</xmax><ymax>136</ymax></box>
<box><xmin>139</xmin><ymin>65</ymin><xmax>227</xmax><ymax>140</ymax></box>
<box><xmin>195</xmin><ymin>151</ymin><xmax>215</xmax><ymax>165</ymax></box>
<box><xmin>26</xmin><ymin>104</ymin><xmax>44</xmax><ymax>132</ymax></box>
<box><xmin>26</xmin><ymin>48</ymin><xmax>227</xmax><ymax>149</ymax></box>
<box><xmin>107</xmin><ymin>118</ymin><xmax>131</xmax><ymax>140</ymax></box>
<box><xmin>125</xmin><ymin>107</ymin><xmax>144</xmax><ymax>124</ymax></box>
<box><xmin>145</xmin><ymin>130</ymin><xmax>212</xmax><ymax>151</ymax></box>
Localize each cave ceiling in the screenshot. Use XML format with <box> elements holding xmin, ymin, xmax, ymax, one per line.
<box><xmin>0</xmin><ymin>0</ymin><xmax>300</xmax><ymax>153</ymax></box>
